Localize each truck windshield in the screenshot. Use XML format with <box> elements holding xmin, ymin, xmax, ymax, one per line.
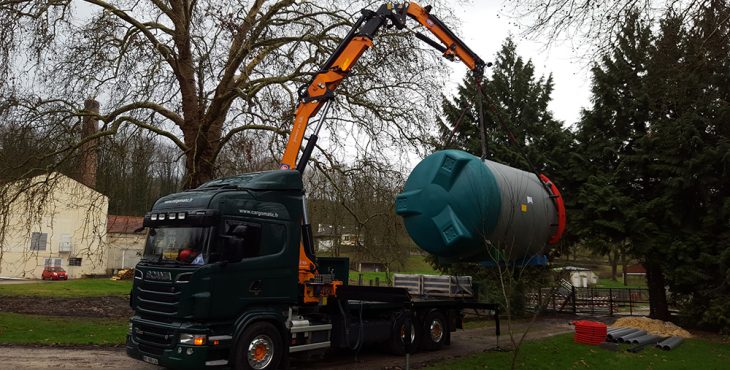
<box><xmin>143</xmin><ymin>227</ymin><xmax>210</xmax><ymax>265</ymax></box>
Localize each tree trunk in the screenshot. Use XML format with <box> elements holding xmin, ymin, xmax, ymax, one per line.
<box><xmin>645</xmin><ymin>259</ymin><xmax>670</xmax><ymax>321</ymax></box>
<box><xmin>609</xmin><ymin>248</ymin><xmax>619</xmax><ymax>281</ymax></box>
<box><xmin>181</xmin><ymin>123</ymin><xmax>219</xmax><ymax>189</ymax></box>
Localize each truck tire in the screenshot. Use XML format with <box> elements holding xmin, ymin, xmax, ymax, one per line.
<box><xmin>388</xmin><ymin>314</ymin><xmax>418</xmax><ymax>356</ymax></box>
<box><xmin>233</xmin><ymin>321</ymin><xmax>283</xmax><ymax>370</ymax></box>
<box><xmin>421</xmin><ymin>310</ymin><xmax>448</xmax><ymax>350</ymax></box>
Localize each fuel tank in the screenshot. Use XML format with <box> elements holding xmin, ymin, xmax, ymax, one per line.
<box><xmin>396</xmin><ymin>150</ymin><xmax>565</xmax><ymax>262</ymax></box>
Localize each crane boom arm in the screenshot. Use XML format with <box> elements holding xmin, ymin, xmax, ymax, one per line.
<box><xmin>279</xmin><ymin>2</ymin><xmax>485</xmax><ymax>171</ymax></box>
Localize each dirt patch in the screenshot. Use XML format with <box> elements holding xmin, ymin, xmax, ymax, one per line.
<box><xmin>0</xmin><ymin>346</ymin><xmax>161</xmax><ymax>369</ymax></box>
<box><xmin>0</xmin><ymin>295</ymin><xmax>132</xmax><ymax>319</ymax></box>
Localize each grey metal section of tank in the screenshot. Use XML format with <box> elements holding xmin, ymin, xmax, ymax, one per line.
<box><xmin>630</xmin><ymin>334</ymin><xmax>660</xmax><ymax>345</ymax></box>
<box><xmin>656</xmin><ymin>336</ymin><xmax>684</xmax><ymax>350</ymax></box>
<box><xmin>617</xmin><ymin>330</ymin><xmax>647</xmax><ymax>343</ymax></box>
<box><xmin>606</xmin><ymin>328</ymin><xmax>639</xmax><ymax>341</ymax></box>
<box><xmin>483</xmin><ymin>160</ymin><xmax>557</xmax><ymax>260</ymax></box>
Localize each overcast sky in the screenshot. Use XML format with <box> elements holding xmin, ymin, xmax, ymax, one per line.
<box><xmin>443</xmin><ymin>0</ymin><xmax>592</xmax><ymax>127</ymax></box>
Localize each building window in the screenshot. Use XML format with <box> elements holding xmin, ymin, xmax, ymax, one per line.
<box><xmin>59</xmin><ymin>234</ymin><xmax>72</xmax><ymax>252</ymax></box>
<box><xmin>68</xmin><ymin>258</ymin><xmax>82</xmax><ymax>266</ymax></box>
<box><xmin>44</xmin><ymin>258</ymin><xmax>62</xmax><ymax>267</ymax></box>
<box><xmin>30</xmin><ymin>232</ymin><xmax>48</xmax><ymax>251</ymax></box>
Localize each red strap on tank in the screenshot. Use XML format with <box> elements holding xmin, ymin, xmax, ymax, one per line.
<box><xmin>539</xmin><ymin>174</ymin><xmax>566</xmax><ymax>245</ymax></box>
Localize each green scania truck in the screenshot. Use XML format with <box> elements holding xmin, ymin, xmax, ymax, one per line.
<box><xmin>125</xmin><ymin>3</ymin><xmax>564</xmax><ymax>369</ymax></box>
<box><xmin>126</xmin><ymin>170</ymin><xmax>498</xmax><ymax>370</ymax></box>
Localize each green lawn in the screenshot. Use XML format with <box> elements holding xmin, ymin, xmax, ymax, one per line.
<box><xmin>425</xmin><ymin>333</ymin><xmax>730</xmax><ymax>370</ymax></box>
<box><xmin>403</xmin><ymin>254</ymin><xmax>438</xmax><ymax>274</ymax></box>
<box><xmin>594</xmin><ymin>278</ymin><xmax>647</xmax><ymax>289</ymax></box>
<box><xmin>350</xmin><ymin>271</ymin><xmax>390</xmax><ymax>284</ymax></box>
<box><xmin>0</xmin><ymin>278</ymin><xmax>132</xmax><ymax>297</ymax></box>
<box><xmin>0</xmin><ymin>312</ymin><xmax>127</xmax><ymax>345</ymax></box>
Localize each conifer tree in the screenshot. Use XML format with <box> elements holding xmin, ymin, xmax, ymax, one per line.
<box><xmin>440</xmin><ymin>38</ymin><xmax>572</xmax><ymax>179</ymax></box>
<box><xmin>573</xmin><ymin>12</ymin><xmax>653</xmax><ymax>283</ymax></box>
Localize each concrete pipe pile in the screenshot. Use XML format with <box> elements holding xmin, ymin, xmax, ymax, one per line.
<box><xmin>396</xmin><ymin>150</ymin><xmax>566</xmax><ymax>262</ymax></box>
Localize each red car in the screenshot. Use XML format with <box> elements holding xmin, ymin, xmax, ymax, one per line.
<box><xmin>41</xmin><ymin>266</ymin><xmax>68</xmax><ymax>280</ymax></box>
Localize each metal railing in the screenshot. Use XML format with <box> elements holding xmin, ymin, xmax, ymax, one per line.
<box><xmin>529</xmin><ymin>285</ymin><xmax>651</xmax><ymax>316</ymax></box>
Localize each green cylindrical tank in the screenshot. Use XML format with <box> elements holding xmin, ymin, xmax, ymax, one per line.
<box><xmin>396</xmin><ymin>150</ymin><xmax>560</xmax><ymax>262</ymax></box>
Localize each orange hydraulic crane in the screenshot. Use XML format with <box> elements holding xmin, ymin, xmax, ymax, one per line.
<box><xmin>283</xmin><ymin>2</ymin><xmax>486</xmax><ymax>297</ymax></box>
<box><xmin>280</xmin><ymin>2</ymin><xmax>485</xmax><ymax>172</ymax></box>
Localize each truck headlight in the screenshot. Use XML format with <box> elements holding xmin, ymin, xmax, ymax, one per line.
<box><xmin>179</xmin><ymin>333</ymin><xmax>206</xmax><ymax>346</ymax></box>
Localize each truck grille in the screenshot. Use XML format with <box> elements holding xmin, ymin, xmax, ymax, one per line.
<box><xmin>133</xmin><ymin>322</ymin><xmax>176</xmax><ymax>355</ymax></box>
<box><xmin>135</xmin><ymin>279</ymin><xmax>181</xmax><ymax>316</ymax></box>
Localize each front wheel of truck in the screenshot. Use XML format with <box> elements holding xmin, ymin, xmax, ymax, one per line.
<box><xmin>233</xmin><ymin>321</ymin><xmax>283</xmax><ymax>370</ymax></box>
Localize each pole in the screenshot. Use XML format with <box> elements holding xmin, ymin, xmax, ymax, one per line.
<box><xmin>80</xmin><ymin>99</ymin><xmax>99</xmax><ymax>189</ymax></box>
<box><xmin>629</xmin><ymin>289</ymin><xmax>633</xmax><ymax>316</ymax></box>
<box><xmin>572</xmin><ymin>286</ymin><xmax>577</xmax><ymax>314</ymax></box>
<box><xmin>609</xmin><ymin>288</ymin><xmax>614</xmax><ymax>316</ymax></box>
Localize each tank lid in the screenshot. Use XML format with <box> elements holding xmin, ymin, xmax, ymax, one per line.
<box><xmin>396</xmin><ymin>150</ymin><xmax>501</xmax><ymax>259</ymax></box>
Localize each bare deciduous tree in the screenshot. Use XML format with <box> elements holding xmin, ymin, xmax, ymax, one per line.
<box><xmin>0</xmin><ymin>0</ymin><xmax>453</xmax><ymax>188</ymax></box>
<box><xmin>510</xmin><ymin>0</ymin><xmax>717</xmax><ymax>53</ymax></box>
<box><xmin>307</xmin><ymin>156</ymin><xmax>412</xmax><ymax>274</ymax></box>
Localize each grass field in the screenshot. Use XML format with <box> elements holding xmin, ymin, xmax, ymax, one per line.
<box><xmin>425</xmin><ymin>333</ymin><xmax>730</xmax><ymax>370</ymax></box>
<box><xmin>594</xmin><ymin>278</ymin><xmax>647</xmax><ymax>289</ymax></box>
<box><xmin>0</xmin><ymin>312</ymin><xmax>127</xmax><ymax>345</ymax></box>
<box><xmin>0</xmin><ymin>278</ymin><xmax>132</xmax><ymax>297</ymax></box>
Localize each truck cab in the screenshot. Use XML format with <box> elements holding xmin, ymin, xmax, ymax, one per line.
<box><xmin>127</xmin><ymin>170</ymin><xmax>307</xmax><ymax>369</ymax></box>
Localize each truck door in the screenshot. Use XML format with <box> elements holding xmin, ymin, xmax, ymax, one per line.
<box><xmin>208</xmin><ymin>218</ymin><xmax>298</xmax><ymax>317</ymax></box>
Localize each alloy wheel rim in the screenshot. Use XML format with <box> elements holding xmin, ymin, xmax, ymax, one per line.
<box><xmin>247</xmin><ymin>335</ymin><xmax>274</xmax><ymax>369</ymax></box>
<box><xmin>400</xmin><ymin>322</ymin><xmax>416</xmax><ymax>344</ymax></box>
<box><xmin>430</xmin><ymin>319</ymin><xmax>444</xmax><ymax>342</ymax></box>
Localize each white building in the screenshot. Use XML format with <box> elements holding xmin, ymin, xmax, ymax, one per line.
<box><xmin>555</xmin><ymin>266</ymin><xmax>599</xmax><ymax>288</ymax></box>
<box><xmin>106</xmin><ymin>215</ymin><xmax>146</xmax><ymax>272</ymax></box>
<box><xmin>0</xmin><ymin>173</ymin><xmax>109</xmax><ymax>279</ymax></box>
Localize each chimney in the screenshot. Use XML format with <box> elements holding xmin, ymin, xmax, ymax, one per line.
<box><xmin>80</xmin><ymin>99</ymin><xmax>99</xmax><ymax>189</ymax></box>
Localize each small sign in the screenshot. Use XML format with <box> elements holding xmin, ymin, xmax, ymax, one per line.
<box><xmin>520</xmin><ymin>204</ymin><xmax>528</xmax><ymax>213</ymax></box>
<box><xmin>143</xmin><ymin>356</ymin><xmax>159</xmax><ymax>365</ymax></box>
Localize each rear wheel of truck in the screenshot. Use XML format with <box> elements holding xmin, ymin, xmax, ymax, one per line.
<box><xmin>233</xmin><ymin>322</ymin><xmax>283</xmax><ymax>370</ymax></box>
<box><xmin>388</xmin><ymin>314</ymin><xmax>418</xmax><ymax>356</ymax></box>
<box><xmin>421</xmin><ymin>310</ymin><xmax>448</xmax><ymax>350</ymax></box>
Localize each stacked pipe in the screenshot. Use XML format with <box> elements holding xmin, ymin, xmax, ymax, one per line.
<box><xmin>617</xmin><ymin>330</ymin><xmax>647</xmax><ymax>343</ymax></box>
<box><xmin>656</xmin><ymin>336</ymin><xmax>684</xmax><ymax>351</ymax></box>
<box><xmin>606</xmin><ymin>328</ymin><xmax>684</xmax><ymax>351</ymax></box>
<box><xmin>573</xmin><ymin>320</ymin><xmax>607</xmax><ymax>345</ymax></box>
<box><xmin>606</xmin><ymin>327</ymin><xmax>638</xmax><ymax>342</ymax></box>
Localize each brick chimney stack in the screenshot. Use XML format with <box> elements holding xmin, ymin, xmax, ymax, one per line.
<box><xmin>80</xmin><ymin>99</ymin><xmax>99</xmax><ymax>189</ymax></box>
